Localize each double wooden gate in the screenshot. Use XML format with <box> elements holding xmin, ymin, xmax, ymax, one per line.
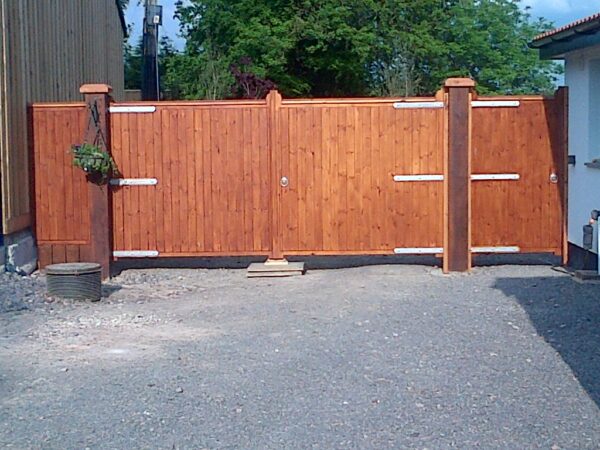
<box><xmin>32</xmin><ymin>80</ymin><xmax>567</xmax><ymax>273</ymax></box>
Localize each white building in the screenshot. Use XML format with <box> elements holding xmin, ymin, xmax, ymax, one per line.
<box><xmin>532</xmin><ymin>13</ymin><xmax>600</xmax><ymax>273</ymax></box>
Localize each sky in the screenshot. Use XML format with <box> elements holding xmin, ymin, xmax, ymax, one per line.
<box><xmin>125</xmin><ymin>1</ymin><xmax>600</xmax><ymax>49</ymax></box>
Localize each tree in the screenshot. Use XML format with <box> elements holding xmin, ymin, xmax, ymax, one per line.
<box><xmin>124</xmin><ymin>37</ymin><xmax>143</xmax><ymax>90</ymax></box>
<box><xmin>172</xmin><ymin>0</ymin><xmax>561</xmax><ymax>98</ymax></box>
<box><xmin>124</xmin><ymin>36</ymin><xmax>181</xmax><ymax>93</ymax></box>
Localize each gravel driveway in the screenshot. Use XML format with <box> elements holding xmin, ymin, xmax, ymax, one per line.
<box><xmin>1</xmin><ymin>263</ymin><xmax>600</xmax><ymax>449</ymax></box>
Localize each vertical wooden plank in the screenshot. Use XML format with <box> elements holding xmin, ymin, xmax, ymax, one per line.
<box><xmin>258</xmin><ymin>106</ymin><xmax>271</xmax><ymax>252</ymax></box>
<box><xmin>52</xmin><ymin>244</ymin><xmax>67</xmax><ymax>264</ymax></box>
<box><xmin>283</xmin><ymin>107</ymin><xmax>298</xmax><ymax>250</ymax></box>
<box><xmin>250</xmin><ymin>107</ymin><xmax>261</xmax><ymax>251</ymax></box>
<box><xmin>63</xmin><ymin>110</ymin><xmax>75</xmax><ymax>242</ymax></box>
<box><xmin>202</xmin><ymin>108</ymin><xmax>214</xmax><ymax>252</ymax></box>
<box><xmin>230</xmin><ymin>109</ymin><xmax>243</xmax><ymax>251</ymax></box>
<box><xmin>111</xmin><ymin>113</ymin><xmax>124</xmax><ymax>252</ymax></box>
<box><xmin>77</xmin><ymin>108</ymin><xmax>90</xmax><ymax>243</ymax></box>
<box><xmin>242</xmin><ymin>107</ymin><xmax>254</xmax><ymax>251</ymax></box>
<box><xmin>38</xmin><ymin>245</ymin><xmax>52</xmax><ymax>269</ymax></box>
<box><xmin>66</xmin><ymin>245</ymin><xmax>80</xmax><ymax>263</ymax></box>
<box><xmin>176</xmin><ymin>109</ymin><xmax>189</xmax><ymax>253</ymax></box>
<box><xmin>557</xmin><ymin>87</ymin><xmax>569</xmax><ymax>264</ymax></box>
<box><xmin>170</xmin><ymin>108</ymin><xmax>183</xmax><ymax>253</ymax></box>
<box><xmin>137</xmin><ymin>113</ymin><xmax>149</xmax><ymax>251</ymax></box>
<box><xmin>162</xmin><ymin>109</ymin><xmax>174</xmax><ymax>253</ymax></box>
<box><xmin>154</xmin><ymin>106</ymin><xmax>165</xmax><ymax>253</ymax></box>
<box><xmin>185</xmin><ymin>108</ymin><xmax>197</xmax><ymax>253</ymax></box>
<box><xmin>121</xmin><ymin>113</ymin><xmax>133</xmax><ymax>251</ymax></box>
<box><xmin>130</xmin><ymin>113</ymin><xmax>142</xmax><ymax>251</ymax></box>
<box><xmin>193</xmin><ymin>109</ymin><xmax>205</xmax><ymax>252</ymax></box>
<box><xmin>210</xmin><ymin>108</ymin><xmax>225</xmax><ymax>252</ymax></box>
<box><xmin>301</xmin><ymin>107</ymin><xmax>315</xmax><ymax>250</ymax></box>
<box><xmin>338</xmin><ymin>106</ymin><xmax>349</xmax><ymax>250</ymax></box>
<box><xmin>312</xmin><ymin>107</ymin><xmax>324</xmax><ymax>250</ymax></box>
<box><xmin>47</xmin><ymin>111</ymin><xmax>59</xmax><ymax>241</ymax></box>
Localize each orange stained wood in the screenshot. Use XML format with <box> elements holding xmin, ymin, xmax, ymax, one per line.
<box><xmin>278</xmin><ymin>99</ymin><xmax>445</xmax><ymax>253</ymax></box>
<box><xmin>32</xmin><ymin>104</ymin><xmax>89</xmax><ymax>244</ymax></box>
<box><xmin>471</xmin><ymin>96</ymin><xmax>565</xmax><ymax>254</ymax></box>
<box><xmin>110</xmin><ymin>103</ymin><xmax>272</xmax><ymax>255</ymax></box>
<box><xmin>32</xmin><ymin>90</ymin><xmax>567</xmax><ymax>264</ymax></box>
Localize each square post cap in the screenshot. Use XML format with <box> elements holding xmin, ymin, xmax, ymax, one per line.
<box><xmin>444</xmin><ymin>78</ymin><xmax>476</xmax><ymax>88</ymax></box>
<box><xmin>80</xmin><ymin>84</ymin><xmax>113</xmax><ymax>94</ymax></box>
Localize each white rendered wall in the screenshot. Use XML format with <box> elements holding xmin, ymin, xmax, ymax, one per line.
<box><xmin>565</xmin><ymin>47</ymin><xmax>600</xmax><ymax>254</ymax></box>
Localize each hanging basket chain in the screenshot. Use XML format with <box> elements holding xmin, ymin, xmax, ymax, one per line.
<box><xmin>70</xmin><ymin>99</ymin><xmax>118</xmax><ymax>185</ymax></box>
<box><xmin>87</xmin><ymin>100</ymin><xmax>108</xmax><ymax>149</ymax></box>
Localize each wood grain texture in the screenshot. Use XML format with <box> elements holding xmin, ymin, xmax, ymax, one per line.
<box><xmin>33</xmin><ymin>90</ymin><xmax>566</xmax><ymax>265</ymax></box>
<box><xmin>279</xmin><ymin>100</ymin><xmax>444</xmax><ymax>254</ymax></box>
<box><xmin>110</xmin><ymin>103</ymin><xmax>271</xmax><ymax>255</ymax></box>
<box><xmin>446</xmin><ymin>87</ymin><xmax>472</xmax><ymax>272</ymax></box>
<box><xmin>471</xmin><ymin>98</ymin><xmax>564</xmax><ymax>254</ymax></box>
<box><xmin>32</xmin><ymin>105</ymin><xmax>89</xmax><ymax>243</ymax></box>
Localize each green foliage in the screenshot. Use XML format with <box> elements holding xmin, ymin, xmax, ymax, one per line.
<box><xmin>166</xmin><ymin>0</ymin><xmax>561</xmax><ymax>98</ymax></box>
<box><xmin>71</xmin><ymin>144</ymin><xmax>119</xmax><ymax>185</ymax></box>
<box><xmin>124</xmin><ymin>36</ymin><xmax>182</xmax><ymax>93</ymax></box>
<box><xmin>163</xmin><ymin>47</ymin><xmax>233</xmax><ymax>100</ymax></box>
<box><xmin>124</xmin><ymin>37</ymin><xmax>143</xmax><ymax>90</ymax></box>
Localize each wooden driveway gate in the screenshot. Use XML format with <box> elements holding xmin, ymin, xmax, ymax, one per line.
<box><xmin>32</xmin><ymin>80</ymin><xmax>567</xmax><ymax>274</ymax></box>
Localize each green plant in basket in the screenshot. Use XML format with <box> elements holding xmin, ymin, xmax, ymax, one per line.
<box><xmin>71</xmin><ymin>143</ymin><xmax>119</xmax><ymax>185</ymax></box>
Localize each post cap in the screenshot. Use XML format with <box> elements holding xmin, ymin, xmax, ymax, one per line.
<box><xmin>80</xmin><ymin>84</ymin><xmax>113</xmax><ymax>94</ymax></box>
<box><xmin>444</xmin><ymin>78</ymin><xmax>476</xmax><ymax>88</ymax></box>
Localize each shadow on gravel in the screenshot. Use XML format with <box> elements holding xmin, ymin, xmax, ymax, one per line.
<box><xmin>101</xmin><ymin>284</ymin><xmax>123</xmax><ymax>298</ymax></box>
<box><xmin>111</xmin><ymin>253</ymin><xmax>558</xmax><ymax>275</ymax></box>
<box><xmin>494</xmin><ymin>275</ymin><xmax>600</xmax><ymax>408</ymax></box>
<box><xmin>111</xmin><ymin>255</ymin><xmax>442</xmax><ymax>275</ymax></box>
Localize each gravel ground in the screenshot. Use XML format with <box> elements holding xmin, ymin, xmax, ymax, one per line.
<box><xmin>1</xmin><ymin>264</ymin><xmax>600</xmax><ymax>449</ymax></box>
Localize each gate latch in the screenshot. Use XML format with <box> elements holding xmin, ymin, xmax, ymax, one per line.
<box><xmin>550</xmin><ymin>173</ymin><xmax>559</xmax><ymax>184</ymax></box>
<box><xmin>280</xmin><ymin>176</ymin><xmax>289</xmax><ymax>188</ymax></box>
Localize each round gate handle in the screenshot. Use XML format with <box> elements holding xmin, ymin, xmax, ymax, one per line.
<box><xmin>280</xmin><ymin>176</ymin><xmax>289</xmax><ymax>188</ymax></box>
<box><xmin>550</xmin><ymin>173</ymin><xmax>559</xmax><ymax>184</ymax></box>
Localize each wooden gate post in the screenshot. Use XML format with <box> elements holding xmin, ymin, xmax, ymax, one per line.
<box><xmin>444</xmin><ymin>78</ymin><xmax>476</xmax><ymax>273</ymax></box>
<box><xmin>267</xmin><ymin>90</ymin><xmax>285</xmax><ymax>261</ymax></box>
<box><xmin>80</xmin><ymin>84</ymin><xmax>113</xmax><ymax>279</ymax></box>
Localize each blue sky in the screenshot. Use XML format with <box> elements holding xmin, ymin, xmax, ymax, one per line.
<box><xmin>125</xmin><ymin>1</ymin><xmax>600</xmax><ymax>49</ymax></box>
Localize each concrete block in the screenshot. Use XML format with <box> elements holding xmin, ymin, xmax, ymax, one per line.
<box><xmin>247</xmin><ymin>261</ymin><xmax>305</xmax><ymax>278</ymax></box>
<box><xmin>6</xmin><ymin>233</ymin><xmax>37</xmax><ymax>276</ymax></box>
<box><xmin>575</xmin><ymin>270</ymin><xmax>600</xmax><ymax>282</ymax></box>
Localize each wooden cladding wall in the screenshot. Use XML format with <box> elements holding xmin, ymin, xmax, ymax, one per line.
<box><xmin>110</xmin><ymin>103</ymin><xmax>272</xmax><ymax>256</ymax></box>
<box><xmin>277</xmin><ymin>101</ymin><xmax>444</xmax><ymax>254</ymax></box>
<box><xmin>471</xmin><ymin>96</ymin><xmax>566</xmax><ymax>254</ymax></box>
<box><xmin>0</xmin><ymin>0</ymin><xmax>125</xmax><ymax>235</ymax></box>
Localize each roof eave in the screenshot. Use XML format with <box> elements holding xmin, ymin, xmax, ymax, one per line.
<box><xmin>530</xmin><ymin>18</ymin><xmax>600</xmax><ymax>59</ymax></box>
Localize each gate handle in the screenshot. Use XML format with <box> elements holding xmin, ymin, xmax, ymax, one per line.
<box><xmin>280</xmin><ymin>176</ymin><xmax>289</xmax><ymax>188</ymax></box>
<box><xmin>550</xmin><ymin>173</ymin><xmax>559</xmax><ymax>184</ymax></box>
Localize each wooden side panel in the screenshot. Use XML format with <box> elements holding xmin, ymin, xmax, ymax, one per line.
<box><xmin>471</xmin><ymin>99</ymin><xmax>564</xmax><ymax>253</ymax></box>
<box><xmin>110</xmin><ymin>104</ymin><xmax>272</xmax><ymax>256</ymax></box>
<box><xmin>279</xmin><ymin>101</ymin><xmax>444</xmax><ymax>254</ymax></box>
<box><xmin>31</xmin><ymin>105</ymin><xmax>89</xmax><ymax>244</ymax></box>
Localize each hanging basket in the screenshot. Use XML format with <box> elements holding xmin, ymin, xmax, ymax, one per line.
<box><xmin>71</xmin><ymin>143</ymin><xmax>119</xmax><ymax>185</ymax></box>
